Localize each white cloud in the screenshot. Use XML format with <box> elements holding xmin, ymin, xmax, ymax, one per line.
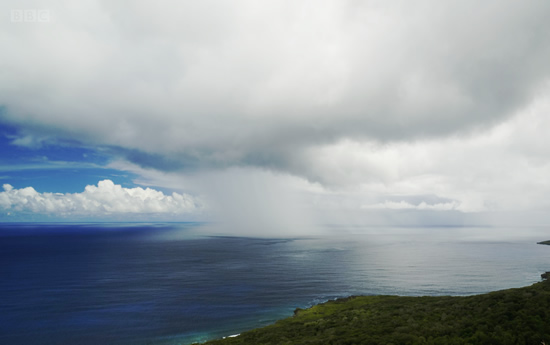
<box><xmin>0</xmin><ymin>180</ymin><xmax>201</xmax><ymax>216</ymax></box>
<box><xmin>362</xmin><ymin>200</ymin><xmax>460</xmax><ymax>211</ymax></box>
<box><xmin>1</xmin><ymin>1</ymin><xmax>550</xmax><ymax>226</ymax></box>
<box><xmin>1</xmin><ymin>0</ymin><xmax>550</xmax><ymax>175</ymax></box>
<box><xmin>291</xmin><ymin>85</ymin><xmax>550</xmax><ymax>216</ymax></box>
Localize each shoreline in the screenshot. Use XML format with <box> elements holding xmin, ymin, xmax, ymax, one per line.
<box><xmin>201</xmin><ymin>279</ymin><xmax>550</xmax><ymax>344</ymax></box>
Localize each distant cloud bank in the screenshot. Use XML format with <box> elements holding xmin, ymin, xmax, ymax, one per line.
<box><xmin>362</xmin><ymin>200</ymin><xmax>460</xmax><ymax>211</ymax></box>
<box><xmin>0</xmin><ymin>180</ymin><xmax>201</xmax><ymax>217</ymax></box>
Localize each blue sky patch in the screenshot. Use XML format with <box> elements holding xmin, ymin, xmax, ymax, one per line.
<box><xmin>0</xmin><ymin>123</ymin><xmax>137</xmax><ymax>193</ymax></box>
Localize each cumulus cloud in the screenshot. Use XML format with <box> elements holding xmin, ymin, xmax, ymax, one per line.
<box><xmin>0</xmin><ymin>180</ymin><xmax>201</xmax><ymax>216</ymax></box>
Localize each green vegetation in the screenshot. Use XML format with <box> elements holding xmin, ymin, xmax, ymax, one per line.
<box><xmin>538</xmin><ymin>240</ymin><xmax>550</xmax><ymax>245</ymax></box>
<box><xmin>202</xmin><ymin>280</ymin><xmax>550</xmax><ymax>345</ymax></box>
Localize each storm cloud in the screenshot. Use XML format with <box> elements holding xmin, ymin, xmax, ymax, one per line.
<box><xmin>1</xmin><ymin>0</ymin><xmax>550</xmax><ymax>226</ymax></box>
<box><xmin>2</xmin><ymin>1</ymin><xmax>550</xmax><ymax>176</ymax></box>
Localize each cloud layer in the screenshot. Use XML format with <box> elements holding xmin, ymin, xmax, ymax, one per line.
<box><xmin>0</xmin><ymin>180</ymin><xmax>201</xmax><ymax>217</ymax></box>
<box><xmin>2</xmin><ymin>0</ymin><xmax>550</xmax><ymax>178</ymax></box>
<box><xmin>1</xmin><ymin>1</ymin><xmax>550</xmax><ymax>226</ymax></box>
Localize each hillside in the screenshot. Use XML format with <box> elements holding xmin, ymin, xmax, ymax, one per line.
<box><xmin>202</xmin><ymin>280</ymin><xmax>550</xmax><ymax>345</ymax></box>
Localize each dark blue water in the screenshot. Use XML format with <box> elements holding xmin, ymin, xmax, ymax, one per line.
<box><xmin>1</xmin><ymin>223</ymin><xmax>549</xmax><ymax>344</ymax></box>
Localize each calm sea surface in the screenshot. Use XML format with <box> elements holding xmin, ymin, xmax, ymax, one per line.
<box><xmin>1</xmin><ymin>223</ymin><xmax>549</xmax><ymax>344</ymax></box>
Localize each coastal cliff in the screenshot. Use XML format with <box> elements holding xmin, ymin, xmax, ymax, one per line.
<box><xmin>202</xmin><ymin>280</ymin><xmax>550</xmax><ymax>345</ymax></box>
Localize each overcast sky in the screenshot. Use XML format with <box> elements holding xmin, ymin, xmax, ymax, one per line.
<box><xmin>1</xmin><ymin>1</ymin><xmax>550</xmax><ymax>231</ymax></box>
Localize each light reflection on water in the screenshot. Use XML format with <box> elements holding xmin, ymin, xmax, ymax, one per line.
<box><xmin>0</xmin><ymin>224</ymin><xmax>549</xmax><ymax>345</ymax></box>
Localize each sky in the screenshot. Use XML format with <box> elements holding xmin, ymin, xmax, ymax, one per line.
<box><xmin>1</xmin><ymin>0</ymin><xmax>550</xmax><ymax>231</ymax></box>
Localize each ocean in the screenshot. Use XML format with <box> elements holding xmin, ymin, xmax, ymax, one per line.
<box><xmin>1</xmin><ymin>223</ymin><xmax>549</xmax><ymax>344</ymax></box>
